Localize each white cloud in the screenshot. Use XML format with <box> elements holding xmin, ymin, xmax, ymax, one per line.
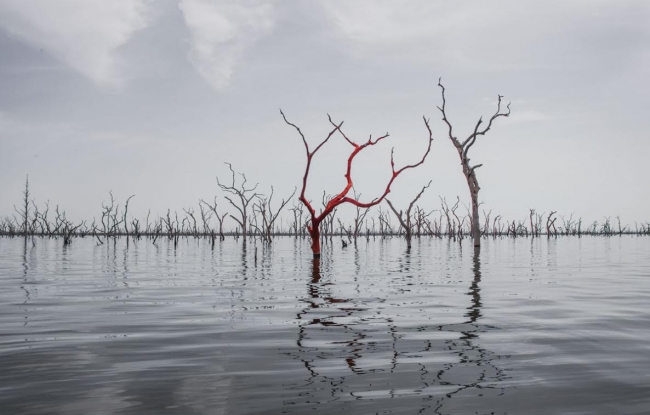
<box><xmin>0</xmin><ymin>0</ymin><xmax>151</xmax><ymax>88</ymax></box>
<box><xmin>178</xmin><ymin>0</ymin><xmax>276</xmax><ymax>91</ymax></box>
<box><xmin>317</xmin><ymin>0</ymin><xmax>507</xmax><ymax>66</ymax></box>
<box><xmin>317</xmin><ymin>0</ymin><xmax>650</xmax><ymax>70</ymax></box>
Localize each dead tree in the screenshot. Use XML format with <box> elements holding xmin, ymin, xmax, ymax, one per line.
<box><xmin>30</xmin><ymin>201</ymin><xmax>40</xmax><ymax>235</ymax></box>
<box><xmin>616</xmin><ymin>216</ymin><xmax>626</xmax><ymax>235</ymax></box>
<box><xmin>350</xmin><ymin>188</ymin><xmax>371</xmax><ymax>239</ymax></box>
<box><xmin>483</xmin><ymin>209</ymin><xmax>492</xmax><ymax>236</ymax></box>
<box><xmin>198</xmin><ymin>202</ymin><xmax>212</xmax><ymax>234</ymax></box>
<box><xmin>601</xmin><ymin>217</ymin><xmax>612</xmax><ymax>235</ymax></box>
<box><xmin>439</xmin><ymin>196</ymin><xmax>452</xmax><ymax>236</ymax></box>
<box><xmin>183</xmin><ymin>207</ymin><xmax>198</xmax><ymax>237</ymax></box>
<box><xmin>119</xmin><ymin>195</ymin><xmax>134</xmax><ymax>234</ymax></box>
<box><xmin>288</xmin><ymin>201</ymin><xmax>305</xmax><ymax>237</ymax></box>
<box><xmin>217</xmin><ymin>162</ymin><xmax>260</xmax><ymax>239</ymax></box>
<box><xmin>320</xmin><ymin>192</ymin><xmax>338</xmax><ymax>240</ymax></box>
<box><xmin>561</xmin><ymin>213</ymin><xmax>575</xmax><ymax>236</ymax></box>
<box><xmin>414</xmin><ymin>206</ymin><xmax>434</xmax><ymax>237</ymax></box>
<box><xmin>281</xmin><ymin>110</ymin><xmax>433</xmax><ymax>257</ymax></box>
<box><xmin>101</xmin><ymin>191</ymin><xmax>124</xmax><ymax>237</ymax></box>
<box><xmin>422</xmin><ymin>210</ymin><xmax>442</xmax><ymax>238</ymax></box>
<box><xmin>450</xmin><ymin>196</ymin><xmax>464</xmax><ymax>239</ymax></box>
<box><xmin>252</xmin><ymin>186</ymin><xmax>296</xmax><ymax>243</ymax></box>
<box><xmin>200</xmin><ymin>197</ymin><xmax>228</xmax><ymax>240</ymax></box>
<box><xmin>13</xmin><ymin>175</ymin><xmax>30</xmax><ymax>237</ymax></box>
<box><xmin>337</xmin><ymin>218</ymin><xmax>353</xmax><ymax>245</ymax></box>
<box><xmin>437</xmin><ymin>78</ymin><xmax>510</xmax><ymax>248</ymax></box>
<box><xmin>377</xmin><ymin>207</ymin><xmax>393</xmax><ymax>237</ymax></box>
<box><xmin>386</xmin><ymin>181</ymin><xmax>431</xmax><ymax>249</ymax></box>
<box><xmin>546</xmin><ymin>211</ymin><xmax>558</xmax><ymax>237</ymax></box>
<box><xmin>492</xmin><ymin>214</ymin><xmax>502</xmax><ymax>237</ymax></box>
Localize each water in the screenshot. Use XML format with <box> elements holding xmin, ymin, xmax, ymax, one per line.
<box><xmin>1</xmin><ymin>236</ymin><xmax>649</xmax><ymax>414</ymax></box>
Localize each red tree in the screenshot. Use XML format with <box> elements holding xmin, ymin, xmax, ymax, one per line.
<box><xmin>281</xmin><ymin>110</ymin><xmax>433</xmax><ymax>257</ymax></box>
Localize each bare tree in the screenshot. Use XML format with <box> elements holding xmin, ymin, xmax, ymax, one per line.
<box><xmin>217</xmin><ymin>162</ymin><xmax>260</xmax><ymax>239</ymax></box>
<box><xmin>288</xmin><ymin>200</ymin><xmax>305</xmax><ymax>237</ymax></box>
<box><xmin>200</xmin><ymin>197</ymin><xmax>229</xmax><ymax>240</ymax></box>
<box><xmin>386</xmin><ymin>181</ymin><xmax>432</xmax><ymax>249</ymax></box>
<box><xmin>13</xmin><ymin>175</ymin><xmax>30</xmax><ymax>237</ymax></box>
<box><xmin>437</xmin><ymin>78</ymin><xmax>511</xmax><ymax>248</ymax></box>
<box><xmin>483</xmin><ymin>209</ymin><xmax>492</xmax><ymax>236</ymax></box>
<box><xmin>252</xmin><ymin>186</ymin><xmax>296</xmax><ymax>243</ymax></box>
<box><xmin>183</xmin><ymin>207</ymin><xmax>198</xmax><ymax>237</ymax></box>
<box><xmin>198</xmin><ymin>202</ymin><xmax>212</xmax><ymax>234</ymax></box>
<box><xmin>122</xmin><ymin>195</ymin><xmax>135</xmax><ymax>234</ymax></box>
<box><xmin>377</xmin><ymin>207</ymin><xmax>393</xmax><ymax>236</ymax></box>
<box><xmin>450</xmin><ymin>196</ymin><xmax>465</xmax><ymax>239</ymax></box>
<box><xmin>350</xmin><ymin>188</ymin><xmax>371</xmax><ymax>239</ymax></box>
<box><xmin>546</xmin><ymin>211</ymin><xmax>558</xmax><ymax>237</ymax></box>
<box><xmin>414</xmin><ymin>206</ymin><xmax>434</xmax><ymax>238</ymax></box>
<box><xmin>101</xmin><ymin>191</ymin><xmax>122</xmax><ymax>237</ymax></box>
<box><xmin>281</xmin><ymin>110</ymin><xmax>433</xmax><ymax>256</ymax></box>
<box><xmin>529</xmin><ymin>209</ymin><xmax>536</xmax><ymax>237</ymax></box>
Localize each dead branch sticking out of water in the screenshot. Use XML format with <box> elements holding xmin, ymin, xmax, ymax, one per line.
<box><xmin>386</xmin><ymin>181</ymin><xmax>432</xmax><ymax>249</ymax></box>
<box><xmin>217</xmin><ymin>162</ymin><xmax>260</xmax><ymax>239</ymax></box>
<box><xmin>280</xmin><ymin>109</ymin><xmax>433</xmax><ymax>256</ymax></box>
<box><xmin>437</xmin><ymin>78</ymin><xmax>510</xmax><ymax>248</ymax></box>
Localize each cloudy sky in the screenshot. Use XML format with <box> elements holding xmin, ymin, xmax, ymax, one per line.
<box><xmin>1</xmin><ymin>0</ymin><xmax>649</xmax><ymax>228</ymax></box>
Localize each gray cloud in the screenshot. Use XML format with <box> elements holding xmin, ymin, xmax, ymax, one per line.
<box><xmin>178</xmin><ymin>0</ymin><xmax>277</xmax><ymax>90</ymax></box>
<box><xmin>0</xmin><ymin>1</ymin><xmax>649</xmax><ymax>227</ymax></box>
<box><xmin>0</xmin><ymin>0</ymin><xmax>151</xmax><ymax>88</ymax></box>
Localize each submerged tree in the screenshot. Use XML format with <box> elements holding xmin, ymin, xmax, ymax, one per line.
<box><xmin>217</xmin><ymin>162</ymin><xmax>260</xmax><ymax>240</ymax></box>
<box><xmin>437</xmin><ymin>78</ymin><xmax>511</xmax><ymax>248</ymax></box>
<box><xmin>252</xmin><ymin>185</ymin><xmax>296</xmax><ymax>243</ymax></box>
<box><xmin>281</xmin><ymin>110</ymin><xmax>433</xmax><ymax>257</ymax></box>
<box><xmin>386</xmin><ymin>181</ymin><xmax>432</xmax><ymax>250</ymax></box>
<box><xmin>14</xmin><ymin>175</ymin><xmax>30</xmax><ymax>237</ymax></box>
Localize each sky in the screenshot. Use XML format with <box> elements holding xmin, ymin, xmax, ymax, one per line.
<box><xmin>1</xmin><ymin>0</ymin><xmax>649</xmax><ymax>229</ymax></box>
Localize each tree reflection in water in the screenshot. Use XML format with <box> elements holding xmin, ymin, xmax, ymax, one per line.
<box><xmin>284</xmin><ymin>245</ymin><xmax>509</xmax><ymax>414</ymax></box>
<box><xmin>428</xmin><ymin>247</ymin><xmax>509</xmax><ymax>414</ymax></box>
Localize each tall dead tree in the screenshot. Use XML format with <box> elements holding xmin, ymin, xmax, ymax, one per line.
<box><xmin>281</xmin><ymin>110</ymin><xmax>433</xmax><ymax>257</ymax></box>
<box><xmin>217</xmin><ymin>162</ymin><xmax>260</xmax><ymax>239</ymax></box>
<box><xmin>437</xmin><ymin>78</ymin><xmax>510</xmax><ymax>248</ymax></box>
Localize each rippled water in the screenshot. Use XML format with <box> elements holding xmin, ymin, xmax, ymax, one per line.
<box><xmin>1</xmin><ymin>236</ymin><xmax>649</xmax><ymax>414</ymax></box>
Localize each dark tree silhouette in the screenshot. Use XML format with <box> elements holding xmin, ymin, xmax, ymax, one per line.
<box><xmin>281</xmin><ymin>110</ymin><xmax>433</xmax><ymax>257</ymax></box>
<box><xmin>217</xmin><ymin>162</ymin><xmax>260</xmax><ymax>239</ymax></box>
<box><xmin>252</xmin><ymin>185</ymin><xmax>296</xmax><ymax>243</ymax></box>
<box><xmin>14</xmin><ymin>175</ymin><xmax>30</xmax><ymax>237</ymax></box>
<box><xmin>437</xmin><ymin>78</ymin><xmax>510</xmax><ymax>248</ymax></box>
<box><xmin>200</xmin><ymin>197</ymin><xmax>228</xmax><ymax>240</ymax></box>
<box><xmin>386</xmin><ymin>180</ymin><xmax>431</xmax><ymax>250</ymax></box>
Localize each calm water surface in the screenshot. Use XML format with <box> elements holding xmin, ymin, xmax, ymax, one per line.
<box><xmin>1</xmin><ymin>236</ymin><xmax>649</xmax><ymax>414</ymax></box>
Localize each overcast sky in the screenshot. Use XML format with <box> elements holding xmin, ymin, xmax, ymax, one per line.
<box><xmin>1</xmin><ymin>0</ymin><xmax>649</xmax><ymax>228</ymax></box>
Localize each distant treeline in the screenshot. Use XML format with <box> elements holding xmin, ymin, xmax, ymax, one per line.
<box><xmin>8</xmin><ymin>81</ymin><xmax>647</xmax><ymax>254</ymax></box>
<box><xmin>2</xmin><ymin>176</ymin><xmax>648</xmax><ymax>248</ymax></box>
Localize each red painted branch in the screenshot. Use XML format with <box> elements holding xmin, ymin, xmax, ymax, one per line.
<box><xmin>283</xmin><ymin>111</ymin><xmax>433</xmax><ymax>256</ymax></box>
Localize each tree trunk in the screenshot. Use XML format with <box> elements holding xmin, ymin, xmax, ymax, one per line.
<box><xmin>437</xmin><ymin>79</ymin><xmax>510</xmax><ymax>250</ymax></box>
<box><xmin>308</xmin><ymin>219</ymin><xmax>321</xmax><ymax>257</ymax></box>
<box><xmin>471</xmin><ymin>192</ymin><xmax>480</xmax><ymax>247</ymax></box>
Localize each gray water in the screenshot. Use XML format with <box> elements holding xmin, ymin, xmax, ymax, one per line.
<box><xmin>1</xmin><ymin>236</ymin><xmax>649</xmax><ymax>415</ymax></box>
